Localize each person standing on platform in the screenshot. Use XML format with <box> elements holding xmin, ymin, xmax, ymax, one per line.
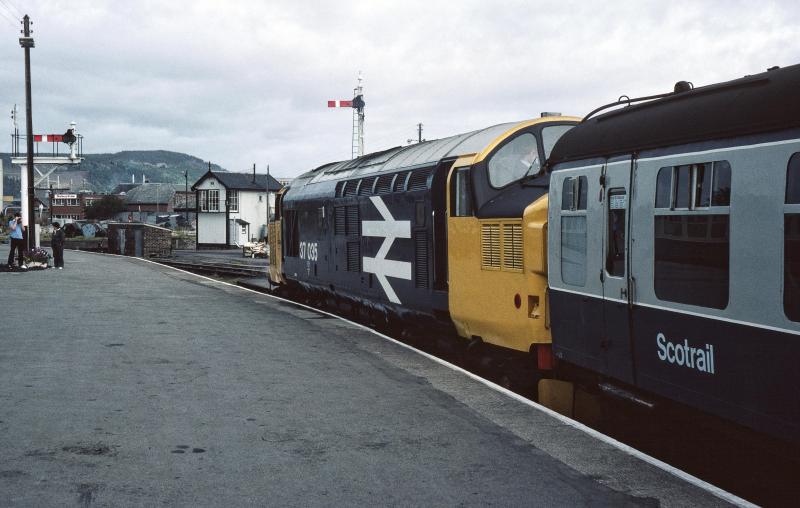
<box><xmin>51</xmin><ymin>222</ymin><xmax>65</xmax><ymax>269</ymax></box>
<box><xmin>6</xmin><ymin>212</ymin><xmax>26</xmax><ymax>269</ymax></box>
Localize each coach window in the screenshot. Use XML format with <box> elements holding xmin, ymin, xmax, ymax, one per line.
<box><xmin>784</xmin><ymin>153</ymin><xmax>800</xmax><ymax>321</ymax></box>
<box><xmin>487</xmin><ymin>133</ymin><xmax>539</xmax><ymax>188</ymax></box>
<box><xmin>451</xmin><ymin>167</ymin><xmax>474</xmax><ymax>217</ymax></box>
<box><xmin>653</xmin><ymin>161</ymin><xmax>731</xmax><ymax>309</ymax></box>
<box><xmin>561</xmin><ymin>176</ymin><xmax>588</xmax><ymax>286</ymax></box>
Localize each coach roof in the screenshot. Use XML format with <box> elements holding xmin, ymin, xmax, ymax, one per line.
<box><xmin>548</xmin><ymin>63</ymin><xmax>800</xmax><ymax>166</ymax></box>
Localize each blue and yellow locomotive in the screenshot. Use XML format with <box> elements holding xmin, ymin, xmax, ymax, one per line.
<box><xmin>269</xmin><ymin>115</ymin><xmax>578</xmax><ymax>368</ymax></box>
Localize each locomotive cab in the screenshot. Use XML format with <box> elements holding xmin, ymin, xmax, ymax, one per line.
<box><xmin>446</xmin><ymin>117</ymin><xmax>578</xmax><ymax>369</ymax></box>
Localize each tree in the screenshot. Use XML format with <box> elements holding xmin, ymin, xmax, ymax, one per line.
<box><xmin>84</xmin><ymin>195</ymin><xmax>126</xmax><ymax>220</ymax></box>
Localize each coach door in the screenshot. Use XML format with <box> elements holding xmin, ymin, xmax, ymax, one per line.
<box><xmin>600</xmin><ymin>159</ymin><xmax>635</xmax><ymax>384</ymax></box>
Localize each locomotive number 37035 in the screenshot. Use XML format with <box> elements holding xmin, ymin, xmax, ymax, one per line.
<box><xmin>299</xmin><ymin>241</ymin><xmax>318</xmax><ymax>261</ymax></box>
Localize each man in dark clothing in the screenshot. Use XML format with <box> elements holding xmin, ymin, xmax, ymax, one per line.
<box><xmin>6</xmin><ymin>212</ymin><xmax>26</xmax><ymax>269</ymax></box>
<box><xmin>51</xmin><ymin>222</ymin><xmax>65</xmax><ymax>269</ymax></box>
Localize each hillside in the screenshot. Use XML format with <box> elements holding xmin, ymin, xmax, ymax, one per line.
<box><xmin>1</xmin><ymin>150</ymin><xmax>226</xmax><ymax>197</ymax></box>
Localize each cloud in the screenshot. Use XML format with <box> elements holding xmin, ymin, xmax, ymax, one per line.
<box><xmin>0</xmin><ymin>0</ymin><xmax>797</xmax><ymax>178</ymax></box>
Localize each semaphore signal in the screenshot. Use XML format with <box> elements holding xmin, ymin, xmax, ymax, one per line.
<box><xmin>328</xmin><ymin>72</ymin><xmax>365</xmax><ymax>159</ymax></box>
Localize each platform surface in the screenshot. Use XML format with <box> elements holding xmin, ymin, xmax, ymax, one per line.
<box><xmin>0</xmin><ymin>247</ymin><xmax>740</xmax><ymax>506</ymax></box>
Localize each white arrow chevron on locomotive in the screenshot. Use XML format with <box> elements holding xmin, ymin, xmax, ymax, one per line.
<box><xmin>362</xmin><ymin>196</ymin><xmax>412</xmax><ymax>304</ymax></box>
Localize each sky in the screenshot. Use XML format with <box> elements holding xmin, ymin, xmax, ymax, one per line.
<box><xmin>0</xmin><ymin>0</ymin><xmax>798</xmax><ymax>178</ymax></box>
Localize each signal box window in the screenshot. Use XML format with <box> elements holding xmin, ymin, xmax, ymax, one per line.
<box><xmin>785</xmin><ymin>153</ymin><xmax>800</xmax><ymax>321</ymax></box>
<box><xmin>487</xmin><ymin>133</ymin><xmax>539</xmax><ymax>188</ymax></box>
<box><xmin>207</xmin><ymin>189</ymin><xmax>220</xmax><ymax>212</ymax></box>
<box><xmin>653</xmin><ymin>161</ymin><xmax>731</xmax><ymax>309</ymax></box>
<box><xmin>560</xmin><ymin>176</ymin><xmax>588</xmax><ymax>286</ymax></box>
<box><xmin>228</xmin><ymin>190</ymin><xmax>238</xmax><ymax>212</ymax></box>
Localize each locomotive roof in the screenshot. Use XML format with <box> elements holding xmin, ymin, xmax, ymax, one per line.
<box><xmin>297</xmin><ymin>121</ymin><xmax>524</xmax><ymax>184</ymax></box>
<box><xmin>548</xmin><ymin>63</ymin><xmax>800</xmax><ymax>165</ymax></box>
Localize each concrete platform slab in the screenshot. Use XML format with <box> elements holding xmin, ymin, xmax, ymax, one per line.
<box><xmin>0</xmin><ymin>246</ymin><xmax>747</xmax><ymax>506</ymax></box>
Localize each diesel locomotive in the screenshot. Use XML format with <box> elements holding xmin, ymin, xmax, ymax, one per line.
<box><xmin>269</xmin><ymin>63</ymin><xmax>800</xmax><ymax>444</ymax></box>
<box><xmin>269</xmin><ymin>114</ymin><xmax>579</xmax><ymax>374</ymax></box>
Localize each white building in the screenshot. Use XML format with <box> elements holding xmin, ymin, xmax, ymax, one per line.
<box><xmin>192</xmin><ymin>170</ymin><xmax>282</xmax><ymax>248</ymax></box>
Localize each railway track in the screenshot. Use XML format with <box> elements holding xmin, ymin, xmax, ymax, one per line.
<box><xmin>155</xmin><ymin>258</ymin><xmax>267</xmax><ymax>278</ymax></box>
<box><xmin>157</xmin><ymin>258</ymin><xmax>797</xmax><ymax>506</ymax></box>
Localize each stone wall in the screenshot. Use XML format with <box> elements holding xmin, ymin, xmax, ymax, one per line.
<box><xmin>106</xmin><ymin>223</ymin><xmax>172</xmax><ymax>258</ymax></box>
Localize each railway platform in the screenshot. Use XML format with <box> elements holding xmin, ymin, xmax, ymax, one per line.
<box><xmin>0</xmin><ymin>246</ymin><xmax>748</xmax><ymax>506</ymax></box>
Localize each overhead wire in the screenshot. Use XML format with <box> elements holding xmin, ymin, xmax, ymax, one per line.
<box><xmin>0</xmin><ymin>7</ymin><xmax>18</xmax><ymax>29</ymax></box>
<box><xmin>0</xmin><ymin>0</ymin><xmax>23</xmax><ymax>18</ymax></box>
<box><xmin>0</xmin><ymin>0</ymin><xmax>23</xmax><ymax>30</ymax></box>
<box><xmin>0</xmin><ymin>0</ymin><xmax>19</xmax><ymax>29</ymax></box>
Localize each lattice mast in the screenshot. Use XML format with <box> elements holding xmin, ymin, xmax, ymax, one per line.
<box><xmin>328</xmin><ymin>72</ymin><xmax>366</xmax><ymax>159</ymax></box>
<box><xmin>352</xmin><ymin>72</ymin><xmax>365</xmax><ymax>158</ymax></box>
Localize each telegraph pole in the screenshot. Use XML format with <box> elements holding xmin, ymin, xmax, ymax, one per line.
<box><xmin>266</xmin><ymin>164</ymin><xmax>270</xmax><ymax>226</ymax></box>
<box><xmin>183</xmin><ymin>170</ymin><xmax>188</xmax><ymax>222</ymax></box>
<box><xmin>417</xmin><ymin>123</ymin><xmax>423</xmax><ymax>143</ymax></box>
<box><xmin>20</xmin><ymin>15</ymin><xmax>36</xmax><ymax>250</ymax></box>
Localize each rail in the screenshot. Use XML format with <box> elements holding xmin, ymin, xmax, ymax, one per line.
<box><xmin>154</xmin><ymin>258</ymin><xmax>267</xmax><ymax>278</ymax></box>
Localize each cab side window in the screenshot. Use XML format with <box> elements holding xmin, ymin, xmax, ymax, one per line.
<box><xmin>487</xmin><ymin>133</ymin><xmax>539</xmax><ymax>188</ymax></box>
<box><xmin>451</xmin><ymin>167</ymin><xmax>474</xmax><ymax>217</ymax></box>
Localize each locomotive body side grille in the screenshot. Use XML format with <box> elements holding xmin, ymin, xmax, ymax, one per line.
<box><xmin>334</xmin><ymin>206</ymin><xmax>346</xmax><ymax>235</ymax></box>
<box><xmin>481</xmin><ymin>223</ymin><xmax>501</xmax><ymax>269</ymax></box>
<box><xmin>414</xmin><ymin>230</ymin><xmax>429</xmax><ymax>288</ymax></box>
<box><xmin>346</xmin><ymin>241</ymin><xmax>360</xmax><ymax>272</ymax></box>
<box><xmin>345</xmin><ymin>205</ymin><xmax>360</xmax><ymax>236</ymax></box>
<box><xmin>502</xmin><ymin>223</ymin><xmax>523</xmax><ymax>271</ymax></box>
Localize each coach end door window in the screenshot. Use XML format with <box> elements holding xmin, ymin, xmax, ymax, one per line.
<box><xmin>786</xmin><ymin>153</ymin><xmax>800</xmax><ymax>322</ymax></box>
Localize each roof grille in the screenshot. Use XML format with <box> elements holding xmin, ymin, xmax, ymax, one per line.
<box><xmin>393</xmin><ymin>171</ymin><xmax>410</xmax><ymax>192</ymax></box>
<box><xmin>358</xmin><ymin>176</ymin><xmax>376</xmax><ymax>195</ymax></box>
<box><xmin>407</xmin><ymin>168</ymin><xmax>432</xmax><ymax>192</ymax></box>
<box><xmin>375</xmin><ymin>174</ymin><xmax>394</xmax><ymax>195</ymax></box>
<box><xmin>343</xmin><ymin>180</ymin><xmax>358</xmax><ymax>197</ymax></box>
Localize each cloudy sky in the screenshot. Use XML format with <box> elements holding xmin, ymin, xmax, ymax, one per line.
<box><xmin>0</xmin><ymin>0</ymin><xmax>798</xmax><ymax>178</ymax></box>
